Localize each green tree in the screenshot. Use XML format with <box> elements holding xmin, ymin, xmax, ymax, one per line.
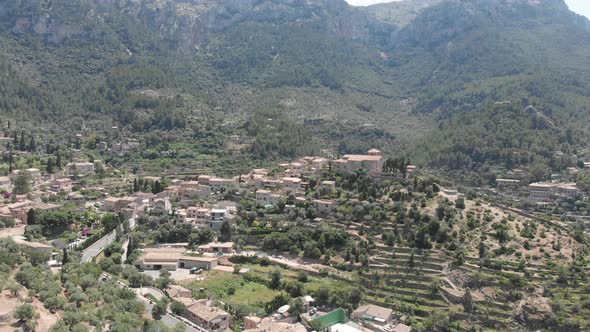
<box><xmin>152</xmin><ymin>301</ymin><xmax>168</xmax><ymax>320</ymax></box>
<box><xmin>270</xmin><ymin>269</ymin><xmax>282</xmax><ymax>290</ymax></box>
<box><xmin>170</xmin><ymin>300</ymin><xmax>186</xmax><ymax>316</ymax></box>
<box><xmin>219</xmin><ymin>221</ymin><xmax>232</xmax><ymax>242</ymax></box>
<box><xmin>7</xmin><ymin>282</ymin><xmax>21</xmax><ymax>296</ymax></box>
<box><xmin>14</xmin><ymin>304</ymin><xmax>36</xmax><ymax>322</ymax></box>
<box><xmin>288</xmin><ymin>297</ymin><xmax>306</xmax><ymax>318</ymax></box>
<box><xmin>13</xmin><ymin>171</ymin><xmax>32</xmax><ymax>195</ymax></box>
<box><xmin>46</xmin><ymin>158</ymin><xmax>54</xmax><ymax>174</ymax></box>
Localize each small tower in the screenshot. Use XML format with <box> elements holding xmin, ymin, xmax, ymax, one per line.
<box><xmin>368</xmin><ymin>149</ymin><xmax>382</xmax><ymax>156</ymax></box>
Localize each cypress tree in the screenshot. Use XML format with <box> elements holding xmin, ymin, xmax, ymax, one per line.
<box><xmin>29</xmin><ymin>136</ymin><xmax>36</xmax><ymax>152</ymax></box>
<box><xmin>56</xmin><ymin>153</ymin><xmax>62</xmax><ymax>169</ymax></box>
<box><xmin>19</xmin><ymin>130</ymin><xmax>26</xmax><ymax>151</ymax></box>
<box><xmin>62</xmin><ymin>248</ymin><xmax>69</xmax><ymax>265</ymax></box>
<box><xmin>46</xmin><ymin>158</ymin><xmax>54</xmax><ymax>174</ymax></box>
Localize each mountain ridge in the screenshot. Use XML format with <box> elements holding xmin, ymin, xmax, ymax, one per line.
<box><xmin>0</xmin><ymin>0</ymin><xmax>589</xmax><ymax>179</ymax></box>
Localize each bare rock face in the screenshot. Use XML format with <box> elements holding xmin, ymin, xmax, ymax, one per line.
<box><xmin>514</xmin><ymin>291</ymin><xmax>554</xmax><ymax>330</ymax></box>
<box><xmin>12</xmin><ymin>15</ymin><xmax>81</xmax><ymax>44</ymax></box>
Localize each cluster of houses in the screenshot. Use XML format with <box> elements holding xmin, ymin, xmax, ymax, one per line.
<box><xmin>495</xmin><ymin>177</ymin><xmax>582</xmax><ymax>202</ymax></box>
<box><xmin>163</xmin><ymin>280</ymin><xmax>411</xmax><ymax>332</ymax></box>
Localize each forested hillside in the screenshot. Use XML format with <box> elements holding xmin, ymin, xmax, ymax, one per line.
<box><xmin>0</xmin><ymin>0</ymin><xmax>589</xmax><ymax>179</ymax></box>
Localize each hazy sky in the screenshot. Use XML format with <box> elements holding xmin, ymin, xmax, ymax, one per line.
<box><xmin>345</xmin><ymin>0</ymin><xmax>590</xmax><ymax>19</ymax></box>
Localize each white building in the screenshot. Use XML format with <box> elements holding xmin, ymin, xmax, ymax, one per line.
<box><xmin>209</xmin><ymin>209</ymin><xmax>228</xmax><ymax>231</ymax></box>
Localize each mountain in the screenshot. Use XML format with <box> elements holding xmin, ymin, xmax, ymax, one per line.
<box><xmin>0</xmin><ymin>0</ymin><xmax>589</xmax><ymax>179</ymax></box>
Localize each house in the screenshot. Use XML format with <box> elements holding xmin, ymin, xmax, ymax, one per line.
<box><xmin>313</xmin><ymin>199</ymin><xmax>335</xmax><ymax>215</ymax></box>
<box><xmin>352</xmin><ymin>304</ymin><xmax>393</xmax><ymax>326</ymax></box>
<box><xmin>103</xmin><ymin>197</ymin><xmax>135</xmax><ymax>212</ymax></box>
<box><xmin>167</xmin><ymin>285</ymin><xmax>192</xmax><ymax>299</ymax></box>
<box><xmin>135</xmin><ymin>251</ymin><xmax>181</xmax><ymax>271</ymax></box>
<box><xmin>209</xmin><ymin>209</ymin><xmax>227</xmax><ymax>231</ymax></box>
<box><xmin>260</xmin><ymin>179</ymin><xmax>283</xmax><ymax>190</ymax></box>
<box><xmin>529</xmin><ymin>182</ymin><xmax>580</xmax><ymax>201</ymax></box>
<box><xmin>286</xmin><ymin>162</ymin><xmax>305</xmax><ymax>176</ymax></box>
<box><xmin>282</xmin><ymin>177</ymin><xmax>303</xmax><ymax>193</ymax></box>
<box><xmin>0</xmin><ymin>201</ymin><xmax>34</xmax><ymax>224</ymax></box>
<box><xmin>36</xmin><ymin>203</ymin><xmax>62</xmax><ymax>213</ymax></box>
<box><xmin>184</xmin><ymin>300</ymin><xmax>231</xmax><ymax>332</ymax></box>
<box><xmin>187</xmin><ymin>207</ymin><xmax>210</xmax><ymax>225</ymax></box>
<box><xmin>180</xmin><ymin>181</ymin><xmax>200</xmax><ymax>196</ymax></box>
<box><xmin>210</xmin><ymin>178</ymin><xmax>237</xmax><ymax>193</ymax></box>
<box><xmin>255</xmin><ymin>190</ymin><xmax>281</xmax><ymax>206</ymax></box>
<box><xmin>198</xmin><ymin>242</ymin><xmax>235</xmax><ymax>254</ymax></box>
<box><xmin>51</xmin><ymin>178</ymin><xmax>73</xmax><ymax>193</ymax></box>
<box><xmin>243</xmin><ymin>316</ymin><xmax>306</xmax><ymax>332</ymax></box>
<box><xmin>135</xmin><ymin>248</ymin><xmax>218</xmax><ymax>271</ymax></box>
<box><xmin>178</xmin><ymin>256</ymin><xmax>218</xmax><ymax>270</ymax></box>
<box><xmin>529</xmin><ymin>183</ymin><xmax>553</xmax><ymax>200</ymax></box>
<box><xmin>333</xmin><ymin>149</ymin><xmax>383</xmax><ymax>174</ymax></box>
<box><xmin>66</xmin><ymin>192</ymin><xmax>86</xmax><ymax>205</ymax></box>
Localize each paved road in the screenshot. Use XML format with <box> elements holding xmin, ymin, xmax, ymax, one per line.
<box><xmin>80</xmin><ymin>216</ymin><xmax>137</xmax><ymax>263</ymax></box>
<box><xmin>81</xmin><ymin>230</ymin><xmax>117</xmax><ymax>263</ymax></box>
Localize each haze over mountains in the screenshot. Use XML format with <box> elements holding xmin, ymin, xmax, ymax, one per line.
<box><xmin>1</xmin><ymin>0</ymin><xmax>589</xmax><ymax>180</ymax></box>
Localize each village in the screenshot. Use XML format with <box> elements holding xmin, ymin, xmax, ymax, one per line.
<box><xmin>1</xmin><ymin>144</ymin><xmax>590</xmax><ymax>332</ymax></box>
<box><xmin>0</xmin><ymin>148</ymin><xmax>418</xmax><ymax>332</ymax></box>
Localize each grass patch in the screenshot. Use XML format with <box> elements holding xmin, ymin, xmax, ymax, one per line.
<box><xmin>226</xmin><ymin>282</ymin><xmax>280</xmax><ymax>306</ymax></box>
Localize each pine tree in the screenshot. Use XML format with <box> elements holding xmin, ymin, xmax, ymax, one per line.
<box><xmin>12</xmin><ymin>131</ymin><xmax>17</xmax><ymax>145</ymax></box>
<box><xmin>133</xmin><ymin>178</ymin><xmax>139</xmax><ymax>192</ymax></box>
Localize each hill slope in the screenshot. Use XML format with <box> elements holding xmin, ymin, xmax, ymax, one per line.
<box><xmin>0</xmin><ymin>0</ymin><xmax>589</xmax><ymax>176</ymax></box>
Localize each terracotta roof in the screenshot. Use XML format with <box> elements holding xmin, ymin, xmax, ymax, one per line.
<box><xmin>186</xmin><ymin>301</ymin><xmax>229</xmax><ymax>322</ymax></box>
<box><xmin>342</xmin><ymin>155</ymin><xmax>382</xmax><ymax>161</ymax></box>
<box><xmin>179</xmin><ymin>256</ymin><xmax>218</xmax><ymax>262</ymax></box>
<box><xmin>140</xmin><ymin>252</ymin><xmax>182</xmax><ymax>262</ymax></box>
<box><xmin>353</xmin><ymin>304</ymin><xmax>392</xmax><ymax>321</ymax></box>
